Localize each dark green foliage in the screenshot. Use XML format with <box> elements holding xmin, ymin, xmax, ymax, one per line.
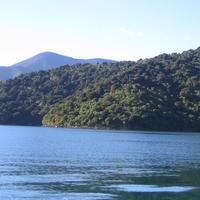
<box><xmin>1</xmin><ymin>48</ymin><xmax>200</xmax><ymax>131</ymax></box>
<box><xmin>0</xmin><ymin>63</ymin><xmax>120</xmax><ymax>125</ymax></box>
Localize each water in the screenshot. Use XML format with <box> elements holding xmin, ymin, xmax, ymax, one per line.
<box><xmin>0</xmin><ymin>126</ymin><xmax>200</xmax><ymax>200</ymax></box>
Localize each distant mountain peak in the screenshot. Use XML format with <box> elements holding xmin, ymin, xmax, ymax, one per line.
<box><xmin>0</xmin><ymin>52</ymin><xmax>116</xmax><ymax>80</ymax></box>
<box><xmin>31</xmin><ymin>51</ymin><xmax>73</xmax><ymax>58</ymax></box>
<box><xmin>11</xmin><ymin>51</ymin><xmax>115</xmax><ymax>68</ymax></box>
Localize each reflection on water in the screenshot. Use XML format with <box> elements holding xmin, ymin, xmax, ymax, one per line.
<box><xmin>0</xmin><ymin>126</ymin><xmax>200</xmax><ymax>199</ymax></box>
<box><xmin>106</xmin><ymin>184</ymin><xmax>195</xmax><ymax>192</ymax></box>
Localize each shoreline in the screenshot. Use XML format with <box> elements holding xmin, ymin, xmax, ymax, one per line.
<box><xmin>0</xmin><ymin>124</ymin><xmax>200</xmax><ymax>134</ymax></box>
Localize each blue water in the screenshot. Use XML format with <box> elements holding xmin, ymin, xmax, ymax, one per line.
<box><xmin>0</xmin><ymin>126</ymin><xmax>200</xmax><ymax>199</ymax></box>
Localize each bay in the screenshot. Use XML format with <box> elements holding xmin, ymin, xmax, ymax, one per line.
<box><xmin>0</xmin><ymin>125</ymin><xmax>200</xmax><ymax>200</ymax></box>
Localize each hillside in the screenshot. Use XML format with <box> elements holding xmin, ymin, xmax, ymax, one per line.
<box><xmin>0</xmin><ymin>52</ymin><xmax>115</xmax><ymax>80</ymax></box>
<box><xmin>0</xmin><ymin>48</ymin><xmax>200</xmax><ymax>131</ymax></box>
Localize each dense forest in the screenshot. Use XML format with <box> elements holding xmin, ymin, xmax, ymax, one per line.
<box><xmin>0</xmin><ymin>47</ymin><xmax>200</xmax><ymax>131</ymax></box>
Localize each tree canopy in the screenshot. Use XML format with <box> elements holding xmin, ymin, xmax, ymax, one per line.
<box><xmin>0</xmin><ymin>48</ymin><xmax>200</xmax><ymax>131</ymax></box>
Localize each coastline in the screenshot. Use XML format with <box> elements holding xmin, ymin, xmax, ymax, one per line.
<box><xmin>0</xmin><ymin>123</ymin><xmax>199</xmax><ymax>134</ymax></box>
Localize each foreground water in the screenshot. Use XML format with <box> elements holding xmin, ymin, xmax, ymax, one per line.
<box><xmin>0</xmin><ymin>126</ymin><xmax>200</xmax><ymax>200</ymax></box>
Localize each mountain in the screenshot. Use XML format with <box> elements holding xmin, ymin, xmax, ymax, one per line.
<box><xmin>0</xmin><ymin>67</ymin><xmax>12</xmax><ymax>77</ymax></box>
<box><xmin>0</xmin><ymin>47</ymin><xmax>200</xmax><ymax>131</ymax></box>
<box><xmin>0</xmin><ymin>52</ymin><xmax>115</xmax><ymax>80</ymax></box>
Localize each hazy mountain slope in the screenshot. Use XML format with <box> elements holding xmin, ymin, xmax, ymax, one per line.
<box><xmin>0</xmin><ymin>52</ymin><xmax>115</xmax><ymax>80</ymax></box>
<box><xmin>12</xmin><ymin>52</ymin><xmax>81</xmax><ymax>70</ymax></box>
<box><xmin>0</xmin><ymin>67</ymin><xmax>14</xmax><ymax>81</ymax></box>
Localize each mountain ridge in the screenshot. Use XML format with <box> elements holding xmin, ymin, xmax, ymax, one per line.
<box><xmin>0</xmin><ymin>47</ymin><xmax>199</xmax><ymax>131</ymax></box>
<box><xmin>0</xmin><ymin>52</ymin><xmax>116</xmax><ymax>80</ymax></box>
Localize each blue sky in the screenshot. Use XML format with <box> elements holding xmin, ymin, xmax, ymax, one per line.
<box><xmin>0</xmin><ymin>0</ymin><xmax>200</xmax><ymax>65</ymax></box>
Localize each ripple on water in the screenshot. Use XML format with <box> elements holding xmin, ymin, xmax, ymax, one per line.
<box><xmin>0</xmin><ymin>190</ymin><xmax>115</xmax><ymax>200</ymax></box>
<box><xmin>107</xmin><ymin>184</ymin><xmax>195</xmax><ymax>193</ymax></box>
<box><xmin>58</xmin><ymin>193</ymin><xmax>115</xmax><ymax>200</ymax></box>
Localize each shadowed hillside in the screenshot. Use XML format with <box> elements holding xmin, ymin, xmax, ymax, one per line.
<box><xmin>0</xmin><ymin>47</ymin><xmax>200</xmax><ymax>131</ymax></box>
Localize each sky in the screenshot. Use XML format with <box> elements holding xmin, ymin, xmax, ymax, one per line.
<box><xmin>0</xmin><ymin>0</ymin><xmax>200</xmax><ymax>65</ymax></box>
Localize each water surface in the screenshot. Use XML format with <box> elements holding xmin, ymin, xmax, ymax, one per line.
<box><xmin>0</xmin><ymin>126</ymin><xmax>200</xmax><ymax>199</ymax></box>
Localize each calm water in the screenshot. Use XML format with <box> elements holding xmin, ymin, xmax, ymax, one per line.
<box><xmin>0</xmin><ymin>126</ymin><xmax>200</xmax><ymax>200</ymax></box>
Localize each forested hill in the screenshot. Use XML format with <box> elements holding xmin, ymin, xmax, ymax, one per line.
<box><xmin>0</xmin><ymin>47</ymin><xmax>200</xmax><ymax>131</ymax></box>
